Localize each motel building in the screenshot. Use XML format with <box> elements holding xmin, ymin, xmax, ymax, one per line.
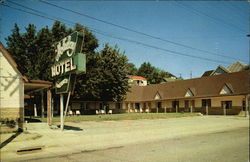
<box><xmin>0</xmin><ymin>43</ymin><xmax>52</xmax><ymax>133</ymax></box>
<box><xmin>71</xmin><ymin>70</ymin><xmax>249</xmax><ymax>116</ymax></box>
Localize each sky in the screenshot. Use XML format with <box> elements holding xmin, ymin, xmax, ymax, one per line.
<box><xmin>0</xmin><ymin>0</ymin><xmax>249</xmax><ymax>79</ymax></box>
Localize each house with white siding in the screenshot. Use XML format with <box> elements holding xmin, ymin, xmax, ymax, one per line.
<box><xmin>0</xmin><ymin>43</ymin><xmax>52</xmax><ymax>132</ymax></box>
<box><xmin>0</xmin><ymin>42</ymin><xmax>25</xmax><ymax>131</ymax></box>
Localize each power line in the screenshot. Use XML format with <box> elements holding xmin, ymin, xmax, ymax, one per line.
<box><xmin>174</xmin><ymin>1</ymin><xmax>246</xmax><ymax>34</ymax></box>
<box><xmin>7</xmin><ymin>1</ymin><xmax>77</xmax><ymax>26</ymax></box>
<box><xmin>2</xmin><ymin>3</ymin><xmax>232</xmax><ymax>65</ymax></box>
<box><xmin>38</xmin><ymin>0</ymin><xmax>243</xmax><ymax>61</ymax></box>
<box><xmin>229</xmin><ymin>2</ymin><xmax>248</xmax><ymax>19</ymax></box>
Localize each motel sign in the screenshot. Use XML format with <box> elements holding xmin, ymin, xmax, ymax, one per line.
<box><xmin>51</xmin><ymin>31</ymin><xmax>86</xmax><ymax>94</ymax></box>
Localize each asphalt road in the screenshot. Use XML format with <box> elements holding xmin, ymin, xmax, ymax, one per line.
<box><xmin>29</xmin><ymin>127</ymin><xmax>249</xmax><ymax>162</ymax></box>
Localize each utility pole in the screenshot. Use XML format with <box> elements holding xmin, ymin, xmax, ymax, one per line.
<box><xmin>246</xmin><ymin>33</ymin><xmax>250</xmax><ymax>117</ymax></box>
<box><xmin>190</xmin><ymin>71</ymin><xmax>192</xmax><ymax>79</ymax></box>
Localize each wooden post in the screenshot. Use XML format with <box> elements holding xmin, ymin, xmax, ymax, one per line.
<box><xmin>223</xmin><ymin>104</ymin><xmax>226</xmax><ymax>116</ymax></box>
<box><xmin>51</xmin><ymin>97</ymin><xmax>54</xmax><ymax>118</ymax></box>
<box><xmin>60</xmin><ymin>94</ymin><xmax>64</xmax><ymax>131</ymax></box>
<box><xmin>47</xmin><ymin>89</ymin><xmax>52</xmax><ymax>126</ymax></box>
<box><xmin>245</xmin><ymin>95</ymin><xmax>249</xmax><ymax>117</ymax></box>
<box><xmin>128</xmin><ymin>103</ymin><xmax>130</xmax><ymax>113</ymax></box>
<box><xmin>176</xmin><ymin>105</ymin><xmax>178</xmax><ymax>113</ymax></box>
<box><xmin>206</xmin><ymin>105</ymin><xmax>208</xmax><ymax>115</ymax></box>
<box><xmin>190</xmin><ymin>105</ymin><xmax>193</xmax><ymax>113</ymax></box>
<box><xmin>164</xmin><ymin>107</ymin><xmax>166</xmax><ymax>113</ymax></box>
<box><xmin>41</xmin><ymin>91</ymin><xmax>44</xmax><ymax>118</ymax></box>
<box><xmin>34</xmin><ymin>104</ymin><xmax>37</xmax><ymax>117</ymax></box>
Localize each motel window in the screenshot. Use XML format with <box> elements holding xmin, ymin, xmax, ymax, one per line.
<box><xmin>99</xmin><ymin>103</ymin><xmax>103</xmax><ymax>110</ymax></box>
<box><xmin>190</xmin><ymin>100</ymin><xmax>195</xmax><ymax>108</ymax></box>
<box><xmin>172</xmin><ymin>101</ymin><xmax>179</xmax><ymax>108</ymax></box>
<box><xmin>242</xmin><ymin>100</ymin><xmax>246</xmax><ymax>111</ymax></box>
<box><xmin>115</xmin><ymin>103</ymin><xmax>121</xmax><ymax>109</ymax></box>
<box><xmin>221</xmin><ymin>101</ymin><xmax>232</xmax><ymax>109</ymax></box>
<box><xmin>135</xmin><ymin>103</ymin><xmax>140</xmax><ymax>109</ymax></box>
<box><xmin>202</xmin><ymin>99</ymin><xmax>211</xmax><ymax>108</ymax></box>
<box><xmin>80</xmin><ymin>103</ymin><xmax>85</xmax><ymax>110</ymax></box>
<box><xmin>86</xmin><ymin>103</ymin><xmax>89</xmax><ymax>110</ymax></box>
<box><xmin>157</xmin><ymin>102</ymin><xmax>162</xmax><ymax>109</ymax></box>
<box><xmin>184</xmin><ymin>100</ymin><xmax>189</xmax><ymax>108</ymax></box>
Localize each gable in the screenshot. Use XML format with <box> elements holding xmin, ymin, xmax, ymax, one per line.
<box><xmin>0</xmin><ymin>50</ymin><xmax>21</xmax><ymax>77</ymax></box>
<box><xmin>185</xmin><ymin>89</ymin><xmax>194</xmax><ymax>97</ymax></box>
<box><xmin>220</xmin><ymin>84</ymin><xmax>232</xmax><ymax>95</ymax></box>
<box><xmin>212</xmin><ymin>66</ymin><xmax>228</xmax><ymax>75</ymax></box>
<box><xmin>0</xmin><ymin>43</ymin><xmax>22</xmax><ymax>76</ymax></box>
<box><xmin>154</xmin><ymin>92</ymin><xmax>161</xmax><ymax>100</ymax></box>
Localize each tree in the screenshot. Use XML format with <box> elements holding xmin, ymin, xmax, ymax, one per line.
<box><xmin>126</xmin><ymin>62</ymin><xmax>138</xmax><ymax>75</ymax></box>
<box><xmin>5</xmin><ymin>24</ymin><xmax>26</xmax><ymax>75</ymax></box>
<box><xmin>74</xmin><ymin>44</ymin><xmax>129</xmax><ymax>102</ymax></box>
<box><xmin>51</xmin><ymin>21</ymin><xmax>68</xmax><ymax>43</ymax></box>
<box><xmin>137</xmin><ymin>62</ymin><xmax>155</xmax><ymax>83</ymax></box>
<box><xmin>98</xmin><ymin>44</ymin><xmax>129</xmax><ymax>101</ymax></box>
<box><xmin>137</xmin><ymin>62</ymin><xmax>174</xmax><ymax>84</ymax></box>
<box><xmin>35</xmin><ymin>26</ymin><xmax>54</xmax><ymax>81</ymax></box>
<box><xmin>5</xmin><ymin>21</ymin><xmax>129</xmax><ymax>102</ymax></box>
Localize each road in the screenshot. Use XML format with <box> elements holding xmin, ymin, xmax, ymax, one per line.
<box><xmin>29</xmin><ymin>127</ymin><xmax>249</xmax><ymax>162</ymax></box>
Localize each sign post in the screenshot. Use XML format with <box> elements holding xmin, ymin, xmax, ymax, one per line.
<box><xmin>52</xmin><ymin>31</ymin><xmax>86</xmax><ymax>131</ymax></box>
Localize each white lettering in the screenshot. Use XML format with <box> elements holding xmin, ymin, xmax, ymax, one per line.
<box><xmin>51</xmin><ymin>58</ymin><xmax>76</xmax><ymax>77</ymax></box>
<box><xmin>55</xmin><ymin>79</ymin><xmax>69</xmax><ymax>88</ymax></box>
<box><xmin>55</xmin><ymin>35</ymin><xmax>76</xmax><ymax>61</ymax></box>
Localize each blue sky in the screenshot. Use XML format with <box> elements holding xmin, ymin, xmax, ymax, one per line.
<box><xmin>0</xmin><ymin>0</ymin><xmax>249</xmax><ymax>79</ymax></box>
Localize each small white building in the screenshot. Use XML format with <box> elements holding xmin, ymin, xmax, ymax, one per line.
<box><xmin>128</xmin><ymin>75</ymin><xmax>147</xmax><ymax>86</ymax></box>
<box><xmin>0</xmin><ymin>43</ymin><xmax>52</xmax><ymax>132</ymax></box>
<box><xmin>0</xmin><ymin>43</ymin><xmax>24</xmax><ymax>129</ymax></box>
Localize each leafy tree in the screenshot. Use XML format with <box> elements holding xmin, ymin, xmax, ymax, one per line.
<box><xmin>137</xmin><ymin>62</ymin><xmax>174</xmax><ymax>84</ymax></box>
<box><xmin>5</xmin><ymin>24</ymin><xmax>27</xmax><ymax>75</ymax></box>
<box><xmin>35</xmin><ymin>26</ymin><xmax>54</xmax><ymax>80</ymax></box>
<box><xmin>137</xmin><ymin>62</ymin><xmax>155</xmax><ymax>83</ymax></box>
<box><xmin>98</xmin><ymin>44</ymin><xmax>129</xmax><ymax>101</ymax></box>
<box><xmin>126</xmin><ymin>62</ymin><xmax>138</xmax><ymax>75</ymax></box>
<box><xmin>51</xmin><ymin>20</ymin><xmax>68</xmax><ymax>43</ymax></box>
<box><xmin>74</xmin><ymin>44</ymin><xmax>129</xmax><ymax>102</ymax></box>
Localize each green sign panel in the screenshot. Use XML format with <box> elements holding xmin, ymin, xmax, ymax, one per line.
<box><xmin>52</xmin><ymin>31</ymin><xmax>86</xmax><ymax>94</ymax></box>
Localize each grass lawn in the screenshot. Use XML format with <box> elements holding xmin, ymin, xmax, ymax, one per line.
<box><xmin>26</xmin><ymin>113</ymin><xmax>201</xmax><ymax>123</ymax></box>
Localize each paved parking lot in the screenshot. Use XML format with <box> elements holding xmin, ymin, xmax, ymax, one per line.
<box><xmin>0</xmin><ymin>116</ymin><xmax>249</xmax><ymax>161</ymax></box>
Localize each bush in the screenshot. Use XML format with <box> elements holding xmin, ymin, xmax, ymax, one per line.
<box><xmin>0</xmin><ymin>118</ymin><xmax>17</xmax><ymax>128</ymax></box>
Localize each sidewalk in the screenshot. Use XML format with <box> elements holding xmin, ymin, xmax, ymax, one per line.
<box><xmin>0</xmin><ymin>116</ymin><xmax>249</xmax><ymax>161</ymax></box>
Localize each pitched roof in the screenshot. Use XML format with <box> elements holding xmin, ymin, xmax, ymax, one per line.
<box><xmin>0</xmin><ymin>42</ymin><xmax>52</xmax><ymax>92</ymax></box>
<box><xmin>210</xmin><ymin>65</ymin><xmax>230</xmax><ymax>75</ymax></box>
<box><xmin>0</xmin><ymin>42</ymin><xmax>22</xmax><ymax>75</ymax></box>
<box><xmin>125</xmin><ymin>70</ymin><xmax>250</xmax><ymax>102</ymax></box>
<box><xmin>128</xmin><ymin>75</ymin><xmax>147</xmax><ymax>80</ymax></box>
<box><xmin>201</xmin><ymin>70</ymin><xmax>214</xmax><ymax>77</ymax></box>
<box><xmin>227</xmin><ymin>61</ymin><xmax>247</xmax><ymax>72</ymax></box>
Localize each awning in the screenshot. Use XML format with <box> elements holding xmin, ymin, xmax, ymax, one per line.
<box><xmin>24</xmin><ymin>80</ymin><xmax>53</xmax><ymax>94</ymax></box>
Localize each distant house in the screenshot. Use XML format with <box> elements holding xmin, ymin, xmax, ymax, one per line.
<box><xmin>128</xmin><ymin>75</ymin><xmax>147</xmax><ymax>86</ymax></box>
<box><xmin>162</xmin><ymin>76</ymin><xmax>181</xmax><ymax>83</ymax></box>
<box><xmin>202</xmin><ymin>61</ymin><xmax>248</xmax><ymax>77</ymax></box>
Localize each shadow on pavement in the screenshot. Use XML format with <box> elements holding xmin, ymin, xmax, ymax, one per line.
<box><xmin>61</xmin><ymin>125</ymin><xmax>83</xmax><ymax>131</ymax></box>
<box><xmin>24</xmin><ymin>118</ymin><xmax>42</xmax><ymax>123</ymax></box>
<box><xmin>0</xmin><ymin>131</ymin><xmax>22</xmax><ymax>149</ymax></box>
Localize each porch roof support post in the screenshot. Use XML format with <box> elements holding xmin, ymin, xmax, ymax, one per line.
<box><xmin>245</xmin><ymin>95</ymin><xmax>249</xmax><ymax>117</ymax></box>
